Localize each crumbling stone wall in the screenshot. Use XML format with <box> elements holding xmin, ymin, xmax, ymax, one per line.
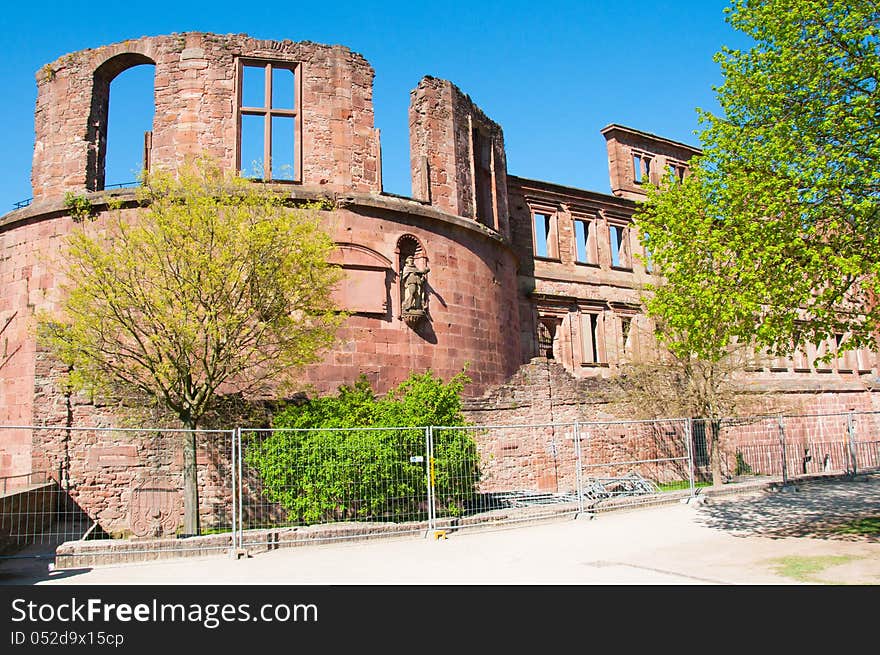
<box><xmin>32</xmin><ymin>33</ymin><xmax>380</xmax><ymax>200</ymax></box>
<box><xmin>409</xmin><ymin>77</ymin><xmax>510</xmax><ymax>239</ymax></box>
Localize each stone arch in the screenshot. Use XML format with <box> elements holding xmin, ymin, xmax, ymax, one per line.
<box><xmin>87</xmin><ymin>52</ymin><xmax>157</xmax><ymax>191</ymax></box>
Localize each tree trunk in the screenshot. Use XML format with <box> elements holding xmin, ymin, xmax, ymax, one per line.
<box><xmin>182</xmin><ymin>422</ymin><xmax>200</xmax><ymax>536</ymax></box>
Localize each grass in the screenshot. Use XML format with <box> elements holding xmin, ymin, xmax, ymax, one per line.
<box><xmin>656</xmin><ymin>480</ymin><xmax>711</xmax><ymax>492</ymax></box>
<box><xmin>768</xmin><ymin>555</ymin><xmax>862</xmax><ymax>584</ymax></box>
<box><xmin>831</xmin><ymin>516</ymin><xmax>880</xmax><ymax>537</ymax></box>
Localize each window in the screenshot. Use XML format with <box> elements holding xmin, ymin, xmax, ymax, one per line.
<box><xmin>238</xmin><ymin>59</ymin><xmax>301</xmax><ymax>181</ymax></box>
<box><xmin>609</xmin><ymin>223</ymin><xmax>632</xmax><ymax>269</ymax></box>
<box><xmin>581</xmin><ymin>312</ymin><xmax>605</xmax><ymax>365</ymax></box>
<box><xmin>665</xmin><ymin>162</ymin><xmax>686</xmax><ymax>184</ymax></box>
<box><xmin>620</xmin><ymin>317</ymin><xmax>632</xmax><ymax>354</ymax></box>
<box><xmin>632</xmin><ymin>152</ymin><xmax>651</xmax><ymax>184</ymax></box>
<box><xmin>537</xmin><ymin>320</ymin><xmax>556</xmax><ymax>359</ymax></box>
<box><xmin>532</xmin><ymin>210</ymin><xmax>559</xmax><ymax>259</ymax></box>
<box><xmin>574</xmin><ymin>217</ymin><xmax>598</xmax><ymax>265</ymax></box>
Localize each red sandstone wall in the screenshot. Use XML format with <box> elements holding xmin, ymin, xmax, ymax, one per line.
<box><xmin>409</xmin><ymin>77</ymin><xmax>510</xmax><ymax>239</ymax></box>
<box><xmin>303</xmin><ymin>198</ymin><xmax>522</xmax><ymax>397</ymax></box>
<box><xmin>32</xmin><ymin>33</ymin><xmax>380</xmax><ymax>200</ymax></box>
<box><xmin>601</xmin><ymin>124</ymin><xmax>701</xmax><ymax>201</ymax></box>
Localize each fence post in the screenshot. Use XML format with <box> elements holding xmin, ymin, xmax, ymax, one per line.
<box><xmin>685</xmin><ymin>418</ymin><xmax>696</xmax><ymax>499</ymax></box>
<box><xmin>573</xmin><ymin>421</ymin><xmax>585</xmax><ymax>516</ymax></box>
<box><xmin>425</xmin><ymin>426</ymin><xmax>435</xmax><ymax>534</ymax></box>
<box><xmin>230</xmin><ymin>428</ymin><xmax>237</xmax><ymax>558</ymax></box>
<box><xmin>778</xmin><ymin>416</ymin><xmax>788</xmax><ymax>486</ymax></box>
<box><xmin>237</xmin><ymin>427</ymin><xmax>244</xmax><ymax>552</ymax></box>
<box><xmin>847</xmin><ymin>411</ymin><xmax>858</xmax><ymax>478</ymax></box>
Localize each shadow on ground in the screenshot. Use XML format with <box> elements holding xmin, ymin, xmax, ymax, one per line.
<box><xmin>695</xmin><ymin>474</ymin><xmax>880</xmax><ymax>541</ymax></box>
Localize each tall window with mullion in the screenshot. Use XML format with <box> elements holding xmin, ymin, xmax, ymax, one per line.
<box><xmin>238</xmin><ymin>59</ymin><xmax>301</xmax><ymax>182</ymax></box>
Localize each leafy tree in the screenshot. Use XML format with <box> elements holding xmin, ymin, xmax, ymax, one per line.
<box><xmin>639</xmin><ymin>0</ymin><xmax>880</xmax><ymax>360</ymax></box>
<box><xmin>245</xmin><ymin>371</ymin><xmax>480</xmax><ymax>524</ymax></box>
<box><xmin>39</xmin><ymin>159</ymin><xmax>345</xmax><ymax>534</ymax></box>
<box><xmin>634</xmin><ymin>0</ymin><xmax>879</xmax><ymax>481</ymax></box>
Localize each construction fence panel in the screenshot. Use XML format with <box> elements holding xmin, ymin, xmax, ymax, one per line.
<box><xmin>578</xmin><ymin>418</ymin><xmax>692</xmax><ymax>510</ymax></box>
<box><xmin>717</xmin><ymin>412</ymin><xmax>880</xmax><ymax>484</ymax></box>
<box><xmin>0</xmin><ymin>426</ymin><xmax>235</xmax><ymax>560</ymax></box>
<box><xmin>430</xmin><ymin>423</ymin><xmax>581</xmax><ymax>532</ymax></box>
<box><xmin>236</xmin><ymin>427</ymin><xmax>431</xmax><ymax>551</ymax></box>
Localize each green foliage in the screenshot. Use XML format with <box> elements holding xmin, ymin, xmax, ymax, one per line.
<box><xmin>39</xmin><ymin>157</ymin><xmax>345</xmax><ymax>429</ymax></box>
<box><xmin>636</xmin><ymin>0</ymin><xmax>880</xmax><ymax>362</ymax></box>
<box><xmin>245</xmin><ymin>371</ymin><xmax>480</xmax><ymax>524</ymax></box>
<box><xmin>63</xmin><ymin>192</ymin><xmax>94</xmax><ymax>222</ymax></box>
<box><xmin>734</xmin><ymin>450</ymin><xmax>753</xmax><ymax>476</ymax></box>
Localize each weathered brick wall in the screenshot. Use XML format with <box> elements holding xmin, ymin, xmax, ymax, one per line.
<box><xmin>32</xmin><ymin>33</ymin><xmax>380</xmax><ymax>200</ymax></box>
<box><xmin>409</xmin><ymin>77</ymin><xmax>510</xmax><ymax>239</ymax></box>
<box><xmin>463</xmin><ymin>357</ymin><xmax>880</xmax><ymax>492</ymax></box>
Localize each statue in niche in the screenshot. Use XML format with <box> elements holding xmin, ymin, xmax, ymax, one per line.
<box><xmin>401</xmin><ymin>255</ymin><xmax>430</xmax><ymax>322</ymax></box>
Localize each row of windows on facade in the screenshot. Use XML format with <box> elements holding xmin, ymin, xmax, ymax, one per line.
<box><xmin>537</xmin><ymin>311</ymin><xmax>640</xmax><ymax>366</ymax></box>
<box><xmin>537</xmin><ymin>310</ymin><xmax>875</xmax><ymax>375</ymax></box>
<box><xmin>632</xmin><ymin>152</ymin><xmax>687</xmax><ymax>186</ymax></box>
<box><xmin>532</xmin><ymin>210</ymin><xmax>648</xmax><ymax>270</ymax></box>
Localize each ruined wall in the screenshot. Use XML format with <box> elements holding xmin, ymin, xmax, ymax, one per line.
<box><xmin>463</xmin><ymin>357</ymin><xmax>880</xmax><ymax>493</ymax></box>
<box><xmin>409</xmin><ymin>77</ymin><xmax>510</xmax><ymax>239</ymax></box>
<box><xmin>601</xmin><ymin>123</ymin><xmax>701</xmax><ymax>201</ymax></box>
<box><xmin>31</xmin><ymin>33</ymin><xmax>380</xmax><ymax>200</ymax></box>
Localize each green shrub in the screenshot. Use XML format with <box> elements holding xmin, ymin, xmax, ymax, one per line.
<box><xmin>245</xmin><ymin>371</ymin><xmax>479</xmax><ymax>524</ymax></box>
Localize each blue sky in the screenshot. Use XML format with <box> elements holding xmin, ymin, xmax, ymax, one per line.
<box><xmin>0</xmin><ymin>0</ymin><xmax>751</xmax><ymax>212</ymax></box>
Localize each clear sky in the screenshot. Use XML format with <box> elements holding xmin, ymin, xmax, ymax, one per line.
<box><xmin>0</xmin><ymin>0</ymin><xmax>752</xmax><ymax>213</ymax></box>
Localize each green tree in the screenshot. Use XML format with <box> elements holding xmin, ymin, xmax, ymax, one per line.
<box><xmin>245</xmin><ymin>371</ymin><xmax>479</xmax><ymax>524</ymax></box>
<box><xmin>640</xmin><ymin>0</ymin><xmax>880</xmax><ymax>359</ymax></box>
<box><xmin>39</xmin><ymin>159</ymin><xmax>345</xmax><ymax>535</ymax></box>
<box><xmin>634</xmin><ymin>1</ymin><xmax>879</xmax><ymax>480</ymax></box>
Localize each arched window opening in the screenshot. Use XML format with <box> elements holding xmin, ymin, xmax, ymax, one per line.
<box><xmin>88</xmin><ymin>54</ymin><xmax>156</xmax><ymax>191</ymax></box>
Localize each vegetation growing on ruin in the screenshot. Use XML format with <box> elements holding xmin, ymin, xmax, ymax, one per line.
<box><xmin>245</xmin><ymin>371</ymin><xmax>480</xmax><ymax>524</ymax></box>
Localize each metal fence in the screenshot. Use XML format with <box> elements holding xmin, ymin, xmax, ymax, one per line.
<box><xmin>1</xmin><ymin>411</ymin><xmax>878</xmax><ymax>562</ymax></box>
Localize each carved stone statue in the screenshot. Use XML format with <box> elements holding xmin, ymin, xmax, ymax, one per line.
<box><xmin>401</xmin><ymin>255</ymin><xmax>430</xmax><ymax>318</ymax></box>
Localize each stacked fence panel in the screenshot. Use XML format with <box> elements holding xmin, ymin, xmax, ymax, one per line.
<box><xmin>432</xmin><ymin>423</ymin><xmax>581</xmax><ymax>530</ymax></box>
<box><xmin>578</xmin><ymin>418</ymin><xmax>691</xmax><ymax>509</ymax></box>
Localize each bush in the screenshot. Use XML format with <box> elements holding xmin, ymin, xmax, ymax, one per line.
<box><xmin>245</xmin><ymin>371</ymin><xmax>480</xmax><ymax>524</ymax></box>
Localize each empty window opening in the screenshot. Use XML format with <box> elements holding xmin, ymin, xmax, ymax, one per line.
<box><xmin>87</xmin><ymin>53</ymin><xmax>157</xmax><ymax>192</ymax></box>
<box><xmin>537</xmin><ymin>320</ymin><xmax>556</xmax><ymax>359</ymax></box>
<box><xmin>533</xmin><ymin>212</ymin><xmax>558</xmax><ymax>259</ymax></box>
<box><xmin>666</xmin><ymin>162</ymin><xmax>686</xmax><ymax>184</ymax></box>
<box><xmin>633</xmin><ymin>153</ymin><xmax>651</xmax><ymax>184</ymax></box>
<box><xmin>609</xmin><ymin>224</ymin><xmax>631</xmax><ymax>268</ymax></box>
<box><xmin>581</xmin><ymin>313</ymin><xmax>603</xmax><ymax>364</ymax></box>
<box><xmin>621</xmin><ymin>317</ymin><xmax>632</xmax><ymax>353</ymax></box>
<box><xmin>574</xmin><ymin>219</ymin><xmax>597</xmax><ymax>264</ymax></box>
<box><xmin>104</xmin><ymin>64</ymin><xmax>155</xmax><ymax>188</ymax></box>
<box><xmin>472</xmin><ymin>127</ymin><xmax>495</xmax><ymax>229</ymax></box>
<box><xmin>238</xmin><ymin>60</ymin><xmax>300</xmax><ymax>181</ymax></box>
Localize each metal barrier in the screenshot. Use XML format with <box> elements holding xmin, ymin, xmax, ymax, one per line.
<box><xmin>1</xmin><ymin>411</ymin><xmax>878</xmax><ymax>561</ymax></box>
<box><xmin>0</xmin><ymin>426</ymin><xmax>235</xmax><ymax>560</ymax></box>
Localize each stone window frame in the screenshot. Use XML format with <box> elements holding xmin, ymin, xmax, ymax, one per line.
<box><xmin>571</xmin><ymin>208</ymin><xmax>599</xmax><ymax>267</ymax></box>
<box><xmin>631</xmin><ymin>149</ymin><xmax>652</xmax><ymax>185</ymax></box>
<box><xmin>605</xmin><ymin>212</ymin><xmax>633</xmax><ymax>271</ymax></box>
<box><xmin>529</xmin><ymin>201</ymin><xmax>561</xmax><ymax>261</ymax></box>
<box><xmin>664</xmin><ymin>158</ymin><xmax>687</xmax><ymax>185</ymax></box>
<box><xmin>578</xmin><ymin>305</ymin><xmax>608</xmax><ymax>367</ymax></box>
<box><xmin>235</xmin><ymin>57</ymin><xmax>303</xmax><ymax>183</ymax></box>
